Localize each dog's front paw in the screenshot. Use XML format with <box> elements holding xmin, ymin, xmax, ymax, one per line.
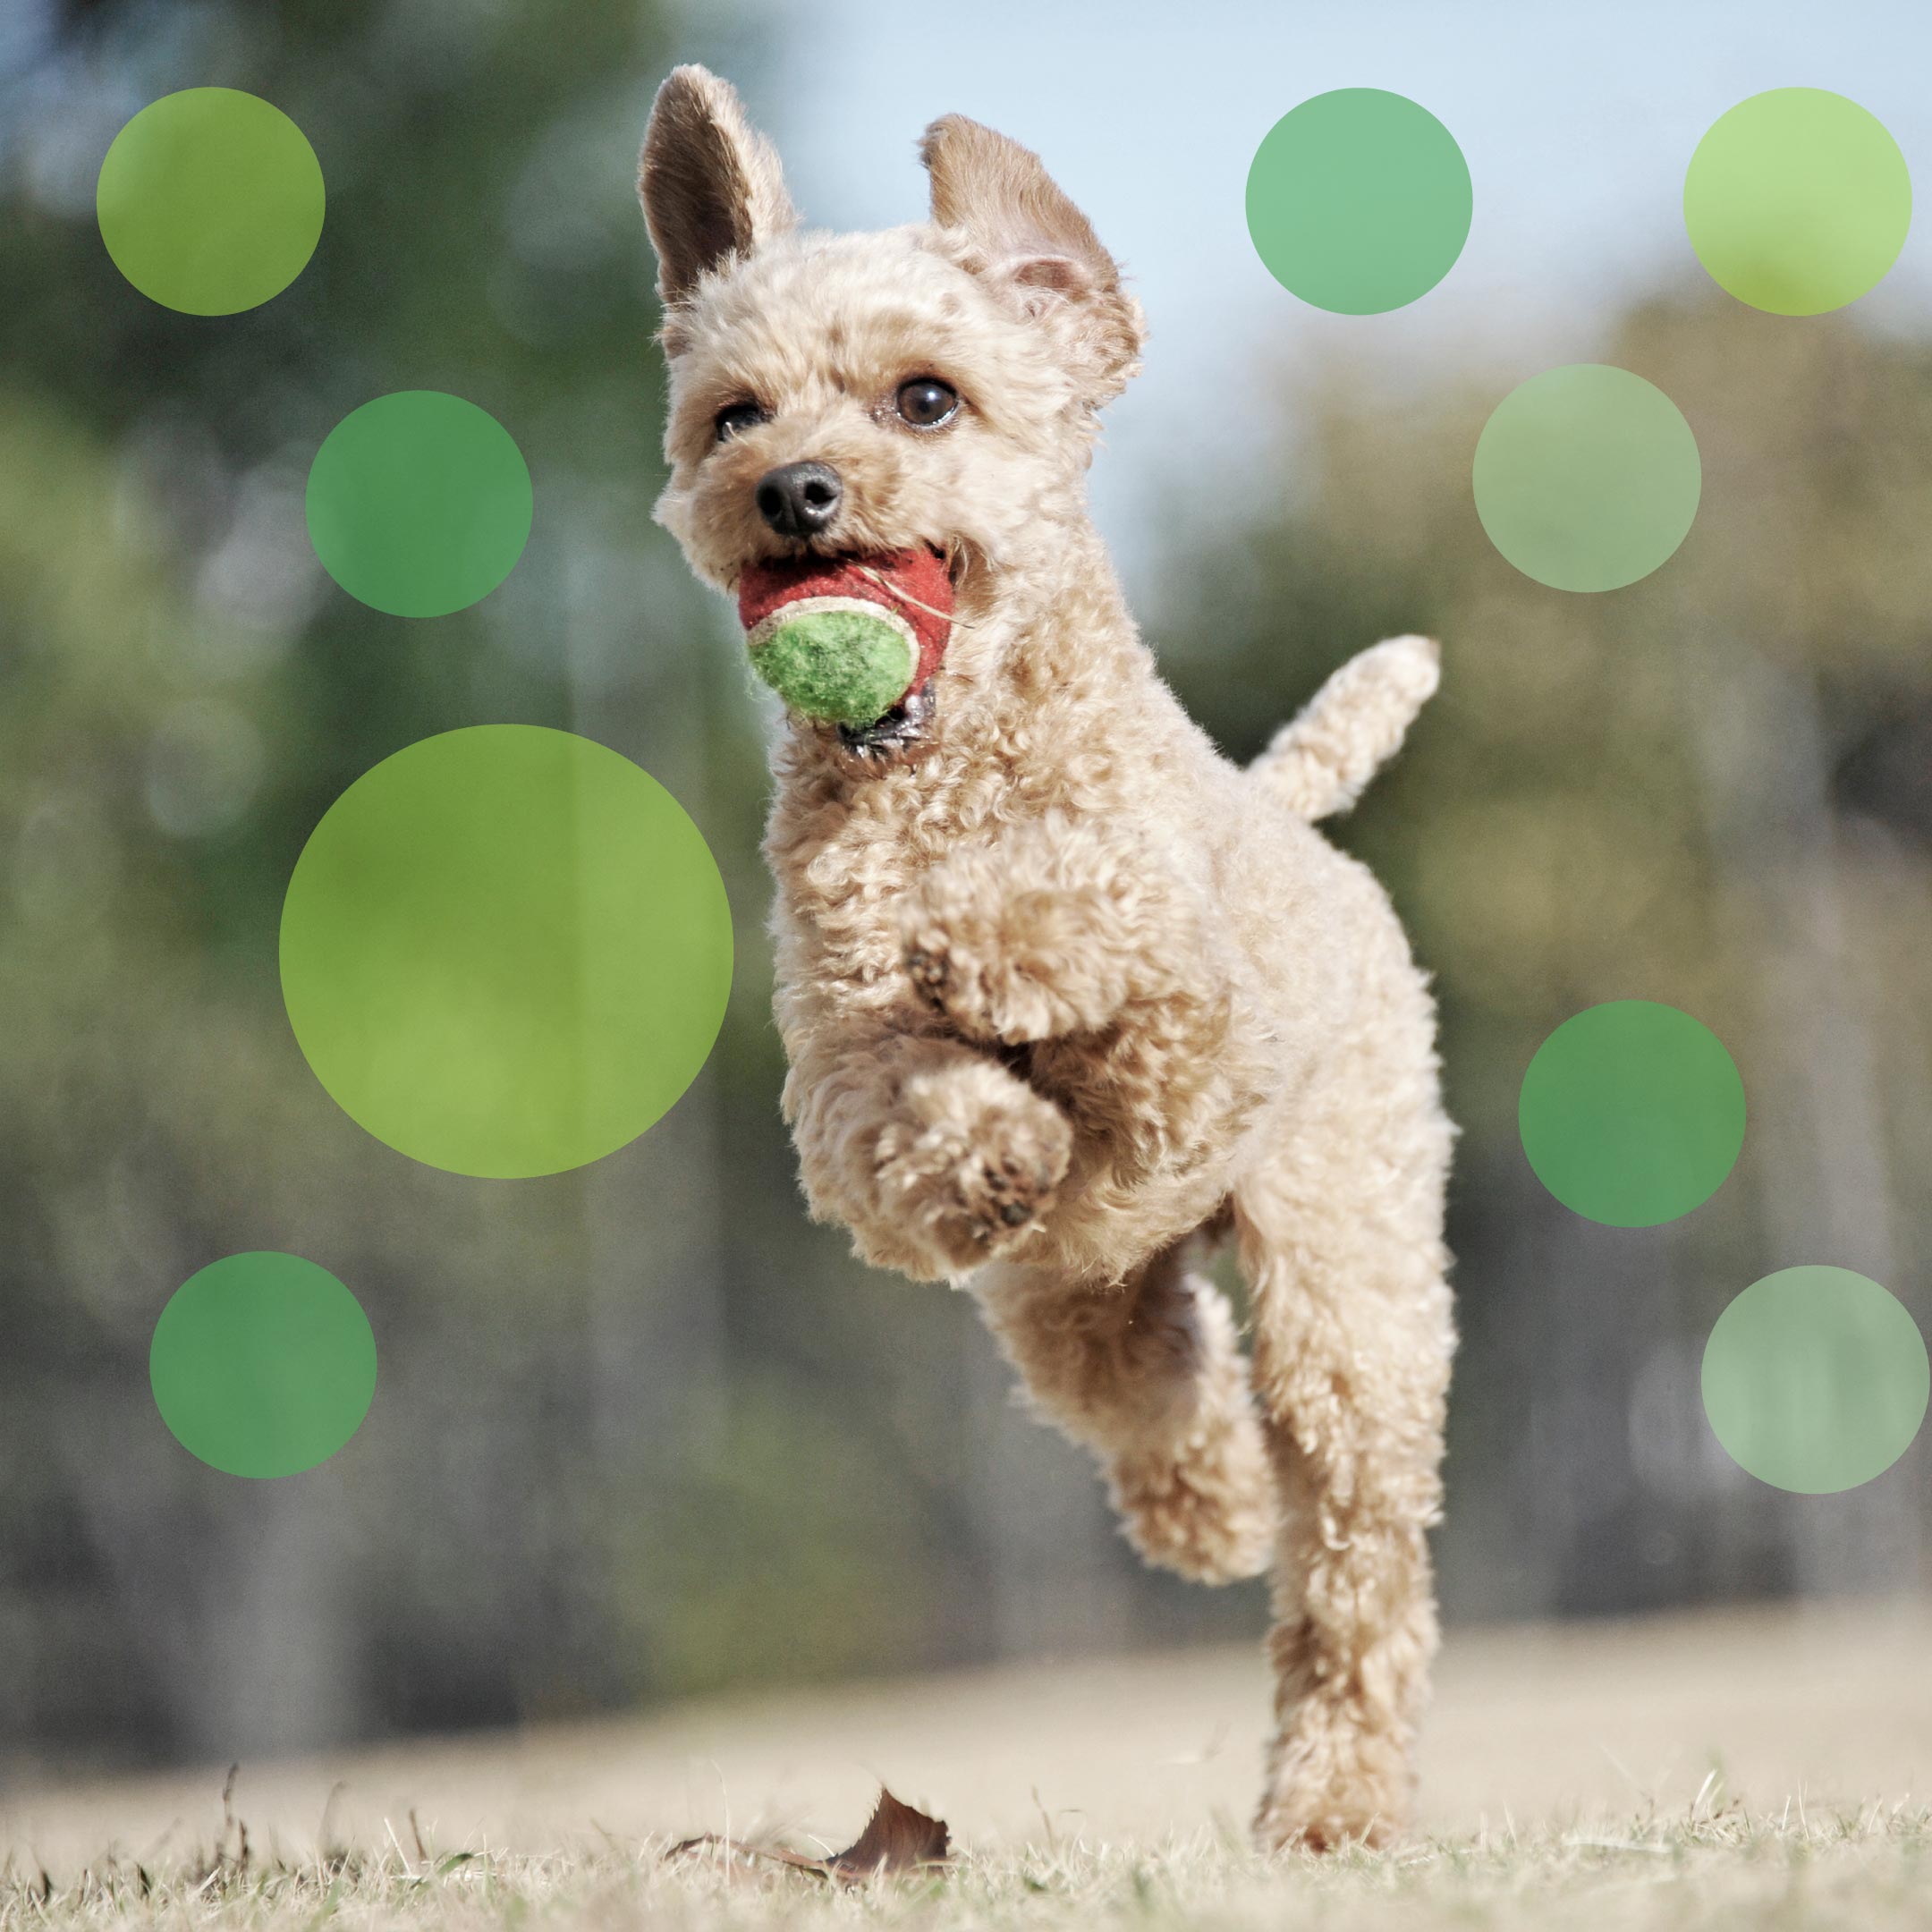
<box><xmin>873</xmin><ymin>1066</ymin><xmax>1072</xmax><ymax>1275</ymax></box>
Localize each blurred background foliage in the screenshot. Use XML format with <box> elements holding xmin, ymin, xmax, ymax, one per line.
<box><xmin>3</xmin><ymin>0</ymin><xmax>1928</xmax><ymax>1784</ymax></box>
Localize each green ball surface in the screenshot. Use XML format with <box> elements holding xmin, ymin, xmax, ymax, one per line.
<box><xmin>750</xmin><ymin>609</ymin><xmax>914</xmax><ymax>725</ymax></box>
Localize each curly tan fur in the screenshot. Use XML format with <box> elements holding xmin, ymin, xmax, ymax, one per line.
<box><xmin>639</xmin><ymin>68</ymin><xmax>1456</xmax><ymax>1853</ymax></box>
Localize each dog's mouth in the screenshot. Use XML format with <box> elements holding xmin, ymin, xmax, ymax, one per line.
<box><xmin>737</xmin><ymin>540</ymin><xmax>959</xmax><ymax>766</ymax></box>
<box><xmin>837</xmin><ymin>677</ymin><xmax>936</xmax><ymax>758</ymax></box>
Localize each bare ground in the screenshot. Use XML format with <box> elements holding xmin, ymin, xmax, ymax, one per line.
<box><xmin>4</xmin><ymin>1597</ymin><xmax>1929</xmax><ymax>1928</ymax></box>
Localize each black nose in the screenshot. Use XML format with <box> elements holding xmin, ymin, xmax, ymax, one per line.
<box><xmin>756</xmin><ymin>461</ymin><xmax>843</xmax><ymax>538</ymax></box>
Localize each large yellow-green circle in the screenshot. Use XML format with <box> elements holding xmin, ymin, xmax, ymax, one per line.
<box><xmin>97</xmin><ymin>89</ymin><xmax>324</xmax><ymax>316</ymax></box>
<box><xmin>1684</xmin><ymin>89</ymin><xmax>1911</xmax><ymax>317</ymax></box>
<box><xmin>1702</xmin><ymin>1267</ymin><xmax>1928</xmax><ymax>1494</ymax></box>
<box><xmin>280</xmin><ymin>727</ymin><xmax>733</xmax><ymax>1179</ymax></box>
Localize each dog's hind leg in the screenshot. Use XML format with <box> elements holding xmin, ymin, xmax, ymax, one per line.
<box><xmin>1236</xmin><ymin>946</ymin><xmax>1455</xmax><ymax>1851</ymax></box>
<box><xmin>972</xmin><ymin>1233</ymin><xmax>1275</xmax><ymax>1584</ymax></box>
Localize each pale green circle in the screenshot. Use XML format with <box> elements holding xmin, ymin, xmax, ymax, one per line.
<box><xmin>97</xmin><ymin>89</ymin><xmax>324</xmax><ymax>316</ymax></box>
<box><xmin>1684</xmin><ymin>89</ymin><xmax>1911</xmax><ymax>317</ymax></box>
<box><xmin>1473</xmin><ymin>366</ymin><xmax>1702</xmax><ymax>592</ymax></box>
<box><xmin>280</xmin><ymin>726</ymin><xmax>733</xmax><ymax>1179</ymax></box>
<box><xmin>151</xmin><ymin>1253</ymin><xmax>376</xmax><ymax>1479</ymax></box>
<box><xmin>1702</xmin><ymin>1267</ymin><xmax>1928</xmax><ymax>1494</ymax></box>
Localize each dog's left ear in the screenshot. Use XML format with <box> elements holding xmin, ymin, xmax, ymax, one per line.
<box><xmin>920</xmin><ymin>114</ymin><xmax>1146</xmax><ymax>406</ymax></box>
<box><xmin>639</xmin><ymin>65</ymin><xmax>796</xmax><ymax>337</ymax></box>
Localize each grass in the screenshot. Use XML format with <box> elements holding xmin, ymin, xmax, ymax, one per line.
<box><xmin>4</xmin><ymin>1798</ymin><xmax>1929</xmax><ymax>1932</ymax></box>
<box><xmin>8</xmin><ymin>1603</ymin><xmax>1931</xmax><ymax>1929</ymax></box>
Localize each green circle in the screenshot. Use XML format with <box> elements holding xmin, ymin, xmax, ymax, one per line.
<box><xmin>1684</xmin><ymin>89</ymin><xmax>1911</xmax><ymax>317</ymax></box>
<box><xmin>150</xmin><ymin>1254</ymin><xmax>376</xmax><ymax>1479</ymax></box>
<box><xmin>280</xmin><ymin>726</ymin><xmax>733</xmax><ymax>1179</ymax></box>
<box><xmin>97</xmin><ymin>89</ymin><xmax>324</xmax><ymax>316</ymax></box>
<box><xmin>1702</xmin><ymin>1267</ymin><xmax>1928</xmax><ymax>1494</ymax></box>
<box><xmin>1472</xmin><ymin>365</ymin><xmax>1702</xmax><ymax>592</ymax></box>
<box><xmin>305</xmin><ymin>392</ymin><xmax>533</xmax><ymax>618</ymax></box>
<box><xmin>1519</xmin><ymin>1000</ymin><xmax>1744</xmax><ymax>1227</ymax></box>
<box><xmin>1245</xmin><ymin>89</ymin><xmax>1471</xmax><ymax>314</ymax></box>
<box><xmin>753</xmin><ymin>610</ymin><xmax>916</xmax><ymax>725</ymax></box>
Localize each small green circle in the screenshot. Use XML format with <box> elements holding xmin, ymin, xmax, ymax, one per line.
<box><xmin>1684</xmin><ymin>89</ymin><xmax>1911</xmax><ymax>317</ymax></box>
<box><xmin>1519</xmin><ymin>1000</ymin><xmax>1744</xmax><ymax>1227</ymax></box>
<box><xmin>97</xmin><ymin>89</ymin><xmax>324</xmax><ymax>316</ymax></box>
<box><xmin>753</xmin><ymin>610</ymin><xmax>916</xmax><ymax>725</ymax></box>
<box><xmin>1702</xmin><ymin>1267</ymin><xmax>1928</xmax><ymax>1494</ymax></box>
<box><xmin>150</xmin><ymin>1254</ymin><xmax>376</xmax><ymax>1479</ymax></box>
<box><xmin>1473</xmin><ymin>366</ymin><xmax>1702</xmax><ymax>592</ymax></box>
<box><xmin>306</xmin><ymin>392</ymin><xmax>533</xmax><ymax>618</ymax></box>
<box><xmin>1245</xmin><ymin>89</ymin><xmax>1471</xmax><ymax>314</ymax></box>
<box><xmin>280</xmin><ymin>726</ymin><xmax>733</xmax><ymax>1179</ymax></box>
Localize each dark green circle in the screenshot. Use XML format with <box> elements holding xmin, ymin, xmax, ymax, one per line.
<box><xmin>1519</xmin><ymin>1000</ymin><xmax>1745</xmax><ymax>1226</ymax></box>
<box><xmin>1245</xmin><ymin>89</ymin><xmax>1471</xmax><ymax>314</ymax></box>
<box><xmin>280</xmin><ymin>726</ymin><xmax>733</xmax><ymax>1179</ymax></box>
<box><xmin>150</xmin><ymin>1253</ymin><xmax>376</xmax><ymax>1479</ymax></box>
<box><xmin>1703</xmin><ymin>1267</ymin><xmax>1928</xmax><ymax>1494</ymax></box>
<box><xmin>305</xmin><ymin>392</ymin><xmax>532</xmax><ymax>618</ymax></box>
<box><xmin>97</xmin><ymin>89</ymin><xmax>324</xmax><ymax>316</ymax></box>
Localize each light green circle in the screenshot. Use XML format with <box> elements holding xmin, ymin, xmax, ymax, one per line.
<box><xmin>280</xmin><ymin>726</ymin><xmax>733</xmax><ymax>1179</ymax></box>
<box><xmin>1684</xmin><ymin>89</ymin><xmax>1911</xmax><ymax>317</ymax></box>
<box><xmin>306</xmin><ymin>392</ymin><xmax>533</xmax><ymax>618</ymax></box>
<box><xmin>1473</xmin><ymin>366</ymin><xmax>1702</xmax><ymax>592</ymax></box>
<box><xmin>150</xmin><ymin>1253</ymin><xmax>376</xmax><ymax>1479</ymax></box>
<box><xmin>97</xmin><ymin>89</ymin><xmax>324</xmax><ymax>316</ymax></box>
<box><xmin>1245</xmin><ymin>89</ymin><xmax>1471</xmax><ymax>314</ymax></box>
<box><xmin>1702</xmin><ymin>1267</ymin><xmax>1928</xmax><ymax>1494</ymax></box>
<box><xmin>1519</xmin><ymin>1000</ymin><xmax>1745</xmax><ymax>1227</ymax></box>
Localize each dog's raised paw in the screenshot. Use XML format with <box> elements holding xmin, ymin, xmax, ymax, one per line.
<box><xmin>904</xmin><ymin>941</ymin><xmax>952</xmax><ymax>1013</ymax></box>
<box><xmin>874</xmin><ymin>1072</ymin><xmax>1072</xmax><ymax>1274</ymax></box>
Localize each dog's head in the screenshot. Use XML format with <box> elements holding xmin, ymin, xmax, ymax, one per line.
<box><xmin>638</xmin><ymin>65</ymin><xmax>1144</xmax><ymax>753</ymax></box>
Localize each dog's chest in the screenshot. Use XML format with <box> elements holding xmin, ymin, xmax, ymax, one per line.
<box><xmin>768</xmin><ymin>759</ymin><xmax>993</xmax><ymax>1004</ymax></box>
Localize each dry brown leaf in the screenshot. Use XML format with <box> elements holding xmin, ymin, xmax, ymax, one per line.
<box><xmin>826</xmin><ymin>1788</ymin><xmax>952</xmax><ymax>1880</ymax></box>
<box><xmin>668</xmin><ymin>1784</ymin><xmax>951</xmax><ymax>1886</ymax></box>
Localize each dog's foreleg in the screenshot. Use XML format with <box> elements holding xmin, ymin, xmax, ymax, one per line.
<box><xmin>974</xmin><ymin>1239</ymin><xmax>1275</xmax><ymax>1584</ymax></box>
<box><xmin>782</xmin><ymin>1026</ymin><xmax>1072</xmax><ymax>1283</ymax></box>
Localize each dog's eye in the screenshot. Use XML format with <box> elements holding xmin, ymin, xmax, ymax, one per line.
<box><xmin>895</xmin><ymin>377</ymin><xmax>960</xmax><ymax>428</ymax></box>
<box><xmin>714</xmin><ymin>401</ymin><xmax>768</xmax><ymax>442</ymax></box>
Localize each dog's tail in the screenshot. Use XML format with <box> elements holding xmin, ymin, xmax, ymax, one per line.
<box><xmin>1248</xmin><ymin>635</ymin><xmax>1440</xmax><ymax>821</ymax></box>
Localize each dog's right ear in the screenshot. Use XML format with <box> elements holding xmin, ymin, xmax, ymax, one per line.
<box><xmin>638</xmin><ymin>65</ymin><xmax>795</xmax><ymax>331</ymax></box>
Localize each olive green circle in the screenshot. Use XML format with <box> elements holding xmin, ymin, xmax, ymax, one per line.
<box><xmin>1473</xmin><ymin>365</ymin><xmax>1702</xmax><ymax>592</ymax></box>
<box><xmin>1519</xmin><ymin>1000</ymin><xmax>1745</xmax><ymax>1227</ymax></box>
<box><xmin>1684</xmin><ymin>89</ymin><xmax>1911</xmax><ymax>317</ymax></box>
<box><xmin>1245</xmin><ymin>89</ymin><xmax>1471</xmax><ymax>315</ymax></box>
<box><xmin>1702</xmin><ymin>1267</ymin><xmax>1928</xmax><ymax>1494</ymax></box>
<box><xmin>306</xmin><ymin>392</ymin><xmax>533</xmax><ymax>618</ymax></box>
<box><xmin>97</xmin><ymin>89</ymin><xmax>324</xmax><ymax>316</ymax></box>
<box><xmin>150</xmin><ymin>1253</ymin><xmax>376</xmax><ymax>1479</ymax></box>
<box><xmin>280</xmin><ymin>726</ymin><xmax>733</xmax><ymax>1179</ymax></box>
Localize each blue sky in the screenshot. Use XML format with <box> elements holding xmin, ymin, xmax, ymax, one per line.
<box><xmin>686</xmin><ymin>0</ymin><xmax>1932</xmax><ymax>583</ymax></box>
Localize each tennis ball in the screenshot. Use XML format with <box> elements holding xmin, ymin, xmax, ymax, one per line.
<box><xmin>749</xmin><ymin>607</ymin><xmax>917</xmax><ymax>726</ymax></box>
